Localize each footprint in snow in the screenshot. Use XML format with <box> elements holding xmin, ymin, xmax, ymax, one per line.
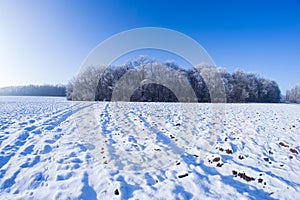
<box><xmin>41</xmin><ymin>145</ymin><xmax>52</xmax><ymax>154</ymax></box>
<box><xmin>56</xmin><ymin>172</ymin><xmax>73</xmax><ymax>181</ymax></box>
<box><xmin>24</xmin><ymin>125</ymin><xmax>37</xmax><ymax>131</ymax></box>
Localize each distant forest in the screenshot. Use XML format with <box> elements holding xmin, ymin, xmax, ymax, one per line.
<box><xmin>67</xmin><ymin>57</ymin><xmax>283</xmax><ymax>103</ymax></box>
<box><xmin>0</xmin><ymin>85</ymin><xmax>66</xmax><ymax>97</ymax></box>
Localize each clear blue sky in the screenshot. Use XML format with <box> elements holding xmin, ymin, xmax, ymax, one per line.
<box><xmin>0</xmin><ymin>0</ymin><xmax>299</xmax><ymax>93</ymax></box>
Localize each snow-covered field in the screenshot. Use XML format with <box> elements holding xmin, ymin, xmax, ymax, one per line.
<box><xmin>0</xmin><ymin>96</ymin><xmax>299</xmax><ymax>199</ymax></box>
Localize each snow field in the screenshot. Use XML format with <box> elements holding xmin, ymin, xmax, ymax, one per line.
<box><xmin>0</xmin><ymin>97</ymin><xmax>299</xmax><ymax>199</ymax></box>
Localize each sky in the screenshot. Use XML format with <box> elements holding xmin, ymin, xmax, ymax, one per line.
<box><xmin>0</xmin><ymin>0</ymin><xmax>299</xmax><ymax>93</ymax></box>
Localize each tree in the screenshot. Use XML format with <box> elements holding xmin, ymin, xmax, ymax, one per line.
<box><xmin>68</xmin><ymin>65</ymin><xmax>104</xmax><ymax>101</ymax></box>
<box><xmin>187</xmin><ymin>68</ymin><xmax>211</xmax><ymax>102</ymax></box>
<box><xmin>230</xmin><ymin>70</ymin><xmax>249</xmax><ymax>103</ymax></box>
<box><xmin>258</xmin><ymin>78</ymin><xmax>281</xmax><ymax>103</ymax></box>
<box><xmin>66</xmin><ymin>77</ymin><xmax>75</xmax><ymax>100</ymax></box>
<box><xmin>286</xmin><ymin>84</ymin><xmax>300</xmax><ymax>103</ymax></box>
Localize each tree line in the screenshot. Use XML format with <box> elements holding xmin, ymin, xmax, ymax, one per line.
<box><xmin>67</xmin><ymin>57</ymin><xmax>283</xmax><ymax>103</ymax></box>
<box><xmin>0</xmin><ymin>85</ymin><xmax>66</xmax><ymax>97</ymax></box>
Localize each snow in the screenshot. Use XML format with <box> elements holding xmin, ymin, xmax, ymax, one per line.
<box><xmin>0</xmin><ymin>96</ymin><xmax>299</xmax><ymax>199</ymax></box>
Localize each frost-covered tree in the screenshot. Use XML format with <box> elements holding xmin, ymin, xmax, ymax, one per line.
<box><xmin>217</xmin><ymin>68</ymin><xmax>232</xmax><ymax>103</ymax></box>
<box><xmin>187</xmin><ymin>68</ymin><xmax>211</xmax><ymax>102</ymax></box>
<box><xmin>257</xmin><ymin>78</ymin><xmax>281</xmax><ymax>103</ymax></box>
<box><xmin>230</xmin><ymin>70</ymin><xmax>249</xmax><ymax>103</ymax></box>
<box><xmin>66</xmin><ymin>77</ymin><xmax>75</xmax><ymax>100</ymax></box>
<box><xmin>67</xmin><ymin>56</ymin><xmax>281</xmax><ymax>103</ymax></box>
<box><xmin>286</xmin><ymin>84</ymin><xmax>300</xmax><ymax>103</ymax></box>
<box><xmin>245</xmin><ymin>73</ymin><xmax>259</xmax><ymax>102</ymax></box>
<box><xmin>67</xmin><ymin>65</ymin><xmax>103</xmax><ymax>101</ymax></box>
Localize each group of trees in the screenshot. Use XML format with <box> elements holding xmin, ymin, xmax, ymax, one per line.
<box><xmin>286</xmin><ymin>84</ymin><xmax>300</xmax><ymax>103</ymax></box>
<box><xmin>66</xmin><ymin>57</ymin><xmax>282</xmax><ymax>103</ymax></box>
<box><xmin>0</xmin><ymin>85</ymin><xmax>66</xmax><ymax>97</ymax></box>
